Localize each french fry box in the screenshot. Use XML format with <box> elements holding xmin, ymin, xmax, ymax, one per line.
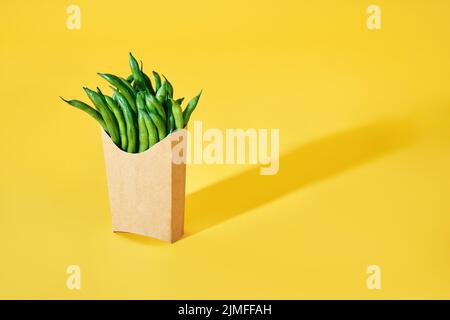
<box><xmin>101</xmin><ymin>129</ymin><xmax>187</xmax><ymax>243</ymax></box>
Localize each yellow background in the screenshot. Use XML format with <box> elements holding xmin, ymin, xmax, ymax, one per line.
<box><xmin>1</xmin><ymin>0</ymin><xmax>450</xmax><ymax>299</ymax></box>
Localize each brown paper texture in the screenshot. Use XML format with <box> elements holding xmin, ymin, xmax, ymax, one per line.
<box><xmin>102</xmin><ymin>129</ymin><xmax>187</xmax><ymax>243</ymax></box>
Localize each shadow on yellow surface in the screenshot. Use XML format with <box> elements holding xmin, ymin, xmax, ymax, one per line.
<box><xmin>114</xmin><ymin>231</ymin><xmax>170</xmax><ymax>247</ymax></box>
<box><xmin>185</xmin><ymin>119</ymin><xmax>417</xmax><ymax>236</ymax></box>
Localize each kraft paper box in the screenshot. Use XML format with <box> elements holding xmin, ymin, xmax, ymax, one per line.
<box><xmin>101</xmin><ymin>129</ymin><xmax>187</xmax><ymax>243</ymax></box>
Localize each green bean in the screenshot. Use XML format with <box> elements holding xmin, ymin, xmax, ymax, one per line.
<box><xmin>137</xmin><ymin>109</ymin><xmax>149</xmax><ymax>152</ymax></box>
<box><xmin>84</xmin><ymin>87</ymin><xmax>105</xmax><ymax>110</ymax></box>
<box><xmin>136</xmin><ymin>91</ymin><xmax>146</xmax><ymax>111</ymax></box>
<box><xmin>96</xmin><ymin>87</ymin><xmax>112</xmax><ymax>112</ymax></box>
<box><xmin>126</xmin><ymin>89</ymin><xmax>158</xmax><ymax>151</ymax></box>
<box><xmin>163</xmin><ymin>98</ymin><xmax>172</xmax><ymax>131</ymax></box>
<box><xmin>129</xmin><ymin>52</ymin><xmax>146</xmax><ymax>92</ymax></box>
<box><xmin>126</xmin><ymin>74</ymin><xmax>134</xmax><ymax>84</ymax></box>
<box><xmin>105</xmin><ymin>96</ymin><xmax>128</xmax><ymax>151</ymax></box>
<box><xmin>144</xmin><ymin>92</ymin><xmax>166</xmax><ymax>120</ymax></box>
<box><xmin>136</xmin><ymin>91</ymin><xmax>151</xmax><ymax>151</ymax></box>
<box><xmin>142</xmin><ymin>110</ymin><xmax>158</xmax><ymax>147</ymax></box>
<box><xmin>149</xmin><ymin>112</ymin><xmax>167</xmax><ymax>141</ymax></box>
<box><xmin>155</xmin><ymin>80</ymin><xmax>168</xmax><ymax>103</ymax></box>
<box><xmin>115</xmin><ymin>91</ymin><xmax>138</xmax><ymax>153</ymax></box>
<box><xmin>96</xmin><ymin>86</ymin><xmax>105</xmax><ymax>97</ymax></box>
<box><xmin>152</xmin><ymin>71</ymin><xmax>162</xmax><ymax>92</ymax></box>
<box><xmin>170</xmin><ymin>98</ymin><xmax>184</xmax><ymax>130</ymax></box>
<box><xmin>142</xmin><ymin>71</ymin><xmax>155</xmax><ymax>95</ymax></box>
<box><xmin>144</xmin><ymin>98</ymin><xmax>157</xmax><ymax>115</ymax></box>
<box><xmin>162</xmin><ymin>75</ymin><xmax>173</xmax><ymax>98</ymax></box>
<box><xmin>168</xmin><ymin>113</ymin><xmax>175</xmax><ymax>133</ymax></box>
<box><xmin>183</xmin><ymin>90</ymin><xmax>202</xmax><ymax>126</ymax></box>
<box><xmin>119</xmin><ymin>76</ymin><xmax>136</xmax><ymax>96</ymax></box>
<box><xmin>60</xmin><ymin>97</ymin><xmax>108</xmax><ymax>133</ymax></box>
<box><xmin>176</xmin><ymin>97</ymin><xmax>184</xmax><ymax>105</ymax></box>
<box><xmin>140</xmin><ymin>61</ymin><xmax>155</xmax><ymax>95</ymax></box>
<box><xmin>98</xmin><ymin>73</ymin><xmax>130</xmax><ymax>94</ymax></box>
<box><xmin>98</xmin><ymin>73</ymin><xmax>137</xmax><ymax>113</ymax></box>
<box><xmin>83</xmin><ymin>87</ymin><xmax>120</xmax><ymax>146</ymax></box>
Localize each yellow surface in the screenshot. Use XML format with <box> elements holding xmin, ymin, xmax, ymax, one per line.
<box><xmin>1</xmin><ymin>0</ymin><xmax>450</xmax><ymax>299</ymax></box>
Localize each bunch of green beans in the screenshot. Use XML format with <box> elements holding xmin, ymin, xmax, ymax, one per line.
<box><xmin>61</xmin><ymin>53</ymin><xmax>202</xmax><ymax>153</ymax></box>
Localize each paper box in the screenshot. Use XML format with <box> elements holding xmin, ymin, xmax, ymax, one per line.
<box><xmin>101</xmin><ymin>129</ymin><xmax>187</xmax><ymax>243</ymax></box>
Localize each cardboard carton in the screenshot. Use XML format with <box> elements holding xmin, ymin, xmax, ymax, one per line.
<box><xmin>101</xmin><ymin>129</ymin><xmax>187</xmax><ymax>243</ymax></box>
